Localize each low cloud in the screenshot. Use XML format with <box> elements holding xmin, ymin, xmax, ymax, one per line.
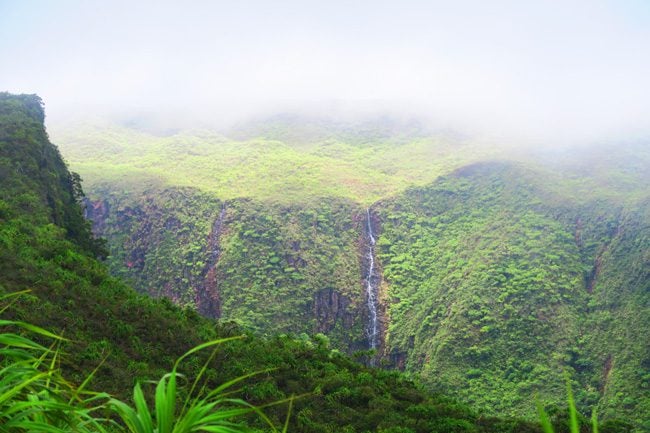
<box><xmin>1</xmin><ymin>0</ymin><xmax>649</xmax><ymax>145</ymax></box>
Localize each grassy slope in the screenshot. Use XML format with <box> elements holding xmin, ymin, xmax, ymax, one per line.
<box><xmin>52</xmin><ymin>117</ymin><xmax>650</xmax><ymax>206</ymax></box>
<box><xmin>51</xmin><ymin>119</ymin><xmax>506</xmax><ymax>204</ymax></box>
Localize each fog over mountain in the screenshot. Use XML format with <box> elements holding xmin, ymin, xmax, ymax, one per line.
<box><xmin>2</xmin><ymin>2</ymin><xmax>650</xmax><ymax>431</ymax></box>
<box><xmin>1</xmin><ymin>0</ymin><xmax>649</xmax><ymax>144</ymax></box>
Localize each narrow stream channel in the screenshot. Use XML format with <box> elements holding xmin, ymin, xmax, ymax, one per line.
<box><xmin>365</xmin><ymin>208</ymin><xmax>379</xmax><ymax>350</ymax></box>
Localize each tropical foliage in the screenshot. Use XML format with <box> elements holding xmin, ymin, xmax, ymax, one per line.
<box><xmin>2</xmin><ymin>92</ymin><xmax>646</xmax><ymax>431</ymax></box>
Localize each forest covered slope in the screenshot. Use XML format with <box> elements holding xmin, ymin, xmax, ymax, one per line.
<box><xmin>376</xmin><ymin>163</ymin><xmax>650</xmax><ymax>421</ymax></box>
<box><xmin>49</xmin><ymin>111</ymin><xmax>650</xmax><ymax>430</ymax></box>
<box><xmin>4</xmin><ymin>91</ymin><xmax>588</xmax><ymax>432</ymax></box>
<box><xmin>73</xmin><ymin>163</ymin><xmax>650</xmax><ymax>428</ymax></box>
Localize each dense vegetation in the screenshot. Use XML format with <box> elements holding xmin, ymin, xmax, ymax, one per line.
<box><xmin>375</xmin><ymin>163</ymin><xmax>649</xmax><ymax>427</ymax></box>
<box><xmin>49</xmin><ymin>102</ymin><xmax>650</xmax><ymax>430</ymax></box>
<box><xmin>3</xmin><ymin>92</ymin><xmax>646</xmax><ymax>431</ymax></box>
<box><xmin>0</xmin><ymin>92</ymin><xmax>582</xmax><ymax>432</ymax></box>
<box><xmin>87</xmin><ymin>187</ymin><xmax>369</xmax><ymax>350</ymax></box>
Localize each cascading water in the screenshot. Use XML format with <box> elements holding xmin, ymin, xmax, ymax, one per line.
<box><xmin>365</xmin><ymin>208</ymin><xmax>379</xmax><ymax>350</ymax></box>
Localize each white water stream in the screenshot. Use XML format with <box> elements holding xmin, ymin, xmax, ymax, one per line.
<box><xmin>365</xmin><ymin>208</ymin><xmax>379</xmax><ymax>349</ymax></box>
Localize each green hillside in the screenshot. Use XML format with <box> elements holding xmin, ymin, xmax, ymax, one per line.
<box><xmin>5</xmin><ymin>91</ymin><xmax>585</xmax><ymax>432</ymax></box>
<box><xmin>44</xmin><ymin>104</ymin><xmax>650</xmax><ymax>430</ymax></box>
<box><xmin>375</xmin><ymin>163</ymin><xmax>649</xmax><ymax>424</ymax></box>
<box><xmin>84</xmin><ymin>186</ymin><xmax>369</xmax><ymax>350</ymax></box>
<box><xmin>50</xmin><ymin>119</ymin><xmax>507</xmax><ymax>204</ymax></box>
<box><xmin>52</xmin><ymin>117</ymin><xmax>650</xmax><ymax>207</ymax></box>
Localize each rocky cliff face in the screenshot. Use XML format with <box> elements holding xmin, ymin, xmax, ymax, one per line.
<box><xmin>87</xmin><ymin>191</ymin><xmax>370</xmax><ymax>351</ymax></box>
<box><xmin>85</xmin><ymin>187</ymin><xmax>222</xmax><ymax>306</ymax></box>
<box><xmin>195</xmin><ymin>204</ymin><xmax>227</xmax><ymax>318</ymax></box>
<box><xmin>313</xmin><ymin>288</ymin><xmax>354</xmax><ymax>333</ymax></box>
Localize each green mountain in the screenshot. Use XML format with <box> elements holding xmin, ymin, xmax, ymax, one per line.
<box><xmin>11</xmin><ymin>94</ymin><xmax>647</xmax><ymax>430</ymax></box>
<box><xmin>71</xmin><ymin>174</ymin><xmax>649</xmax><ymax>426</ymax></box>
<box><xmin>376</xmin><ymin>162</ymin><xmax>649</xmax><ymax>422</ymax></box>
<box><xmin>5</xmin><ymin>91</ymin><xmax>587</xmax><ymax>432</ymax></box>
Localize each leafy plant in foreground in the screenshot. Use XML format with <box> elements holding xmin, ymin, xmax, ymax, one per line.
<box><xmin>0</xmin><ymin>292</ymin><xmax>107</xmax><ymax>433</ymax></box>
<box><xmin>536</xmin><ymin>376</ymin><xmax>603</xmax><ymax>433</ymax></box>
<box><xmin>108</xmin><ymin>337</ymin><xmax>293</xmax><ymax>433</ymax></box>
<box><xmin>1</xmin><ymin>290</ymin><xmax>290</xmax><ymax>433</ymax></box>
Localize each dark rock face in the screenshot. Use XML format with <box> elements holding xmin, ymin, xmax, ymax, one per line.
<box><xmin>123</xmin><ymin>208</ymin><xmax>151</xmax><ymax>271</ymax></box>
<box><xmin>195</xmin><ymin>205</ymin><xmax>227</xmax><ymax>319</ymax></box>
<box><xmin>574</xmin><ymin>217</ymin><xmax>583</xmax><ymax>247</ymax></box>
<box><xmin>84</xmin><ymin>198</ymin><xmax>110</xmax><ymax>233</ymax></box>
<box><xmin>585</xmin><ymin>220</ymin><xmax>621</xmax><ymax>293</ymax></box>
<box><xmin>313</xmin><ymin>288</ymin><xmax>353</xmax><ymax>333</ymax></box>
<box><xmin>197</xmin><ymin>266</ymin><xmax>221</xmax><ymax>319</ymax></box>
<box><xmin>387</xmin><ymin>350</ymin><xmax>408</xmax><ymax>371</ymax></box>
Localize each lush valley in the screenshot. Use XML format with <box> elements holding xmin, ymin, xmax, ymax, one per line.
<box><xmin>2</xmin><ymin>92</ymin><xmax>569</xmax><ymax>433</ymax></box>
<box><xmin>2</xmin><ymin>92</ymin><xmax>647</xmax><ymax>431</ymax></box>
<box><xmin>48</xmin><ymin>110</ymin><xmax>650</xmax><ymax>431</ymax></box>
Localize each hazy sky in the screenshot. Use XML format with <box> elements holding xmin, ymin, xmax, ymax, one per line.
<box><xmin>1</xmin><ymin>0</ymin><xmax>649</xmax><ymax>142</ymax></box>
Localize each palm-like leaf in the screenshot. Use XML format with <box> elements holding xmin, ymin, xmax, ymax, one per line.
<box><xmin>109</xmin><ymin>336</ymin><xmax>289</xmax><ymax>433</ymax></box>
<box><xmin>0</xmin><ymin>318</ymin><xmax>106</xmax><ymax>433</ymax></box>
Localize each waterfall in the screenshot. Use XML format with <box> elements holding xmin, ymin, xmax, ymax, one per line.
<box><xmin>365</xmin><ymin>208</ymin><xmax>379</xmax><ymax>350</ymax></box>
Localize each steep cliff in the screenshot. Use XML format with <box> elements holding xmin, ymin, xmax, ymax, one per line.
<box><xmin>0</xmin><ymin>93</ymin><xmax>212</xmax><ymax>394</ymax></box>
<box><xmin>86</xmin><ymin>190</ymin><xmax>370</xmax><ymax>351</ymax></box>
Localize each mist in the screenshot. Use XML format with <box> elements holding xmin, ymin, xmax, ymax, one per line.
<box><xmin>1</xmin><ymin>0</ymin><xmax>649</xmax><ymax>145</ymax></box>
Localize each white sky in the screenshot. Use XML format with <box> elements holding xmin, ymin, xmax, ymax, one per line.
<box><xmin>1</xmin><ymin>0</ymin><xmax>649</xmax><ymax>142</ymax></box>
